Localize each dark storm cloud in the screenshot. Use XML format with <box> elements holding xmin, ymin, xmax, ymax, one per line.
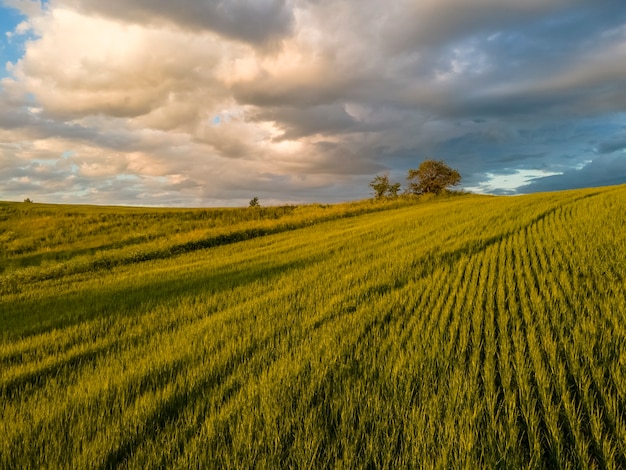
<box><xmin>597</xmin><ymin>136</ymin><xmax>626</xmax><ymax>154</ymax></box>
<box><xmin>229</xmin><ymin>0</ymin><xmax>626</xmax><ymax>136</ymax></box>
<box><xmin>251</xmin><ymin>104</ymin><xmax>360</xmax><ymax>140</ymax></box>
<box><xmin>59</xmin><ymin>0</ymin><xmax>294</xmax><ymax>44</ymax></box>
<box><xmin>518</xmin><ymin>154</ymin><xmax>626</xmax><ymax>193</ymax></box>
<box><xmin>295</xmin><ymin>141</ymin><xmax>385</xmax><ymax>175</ymax></box>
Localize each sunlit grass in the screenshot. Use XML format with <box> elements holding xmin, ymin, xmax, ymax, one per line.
<box><xmin>1</xmin><ymin>186</ymin><xmax>625</xmax><ymax>467</ymax></box>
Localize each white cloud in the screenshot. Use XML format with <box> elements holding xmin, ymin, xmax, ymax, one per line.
<box><xmin>8</xmin><ymin>8</ymin><xmax>236</xmax><ymax>120</ymax></box>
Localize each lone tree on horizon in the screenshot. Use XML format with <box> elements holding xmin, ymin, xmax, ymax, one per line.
<box><xmin>407</xmin><ymin>159</ymin><xmax>461</xmax><ymax>195</ymax></box>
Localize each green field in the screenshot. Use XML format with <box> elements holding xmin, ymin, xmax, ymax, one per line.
<box><xmin>1</xmin><ymin>187</ymin><xmax>626</xmax><ymax>468</ymax></box>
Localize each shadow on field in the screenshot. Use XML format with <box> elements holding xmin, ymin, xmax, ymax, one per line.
<box><xmin>0</xmin><ymin>237</ymin><xmax>149</xmax><ymax>272</ymax></box>
<box><xmin>1</xmin><ymin>253</ymin><xmax>326</xmax><ymax>341</ymax></box>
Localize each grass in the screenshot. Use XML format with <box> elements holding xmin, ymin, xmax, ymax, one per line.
<box><xmin>1</xmin><ymin>186</ymin><xmax>625</xmax><ymax>468</ymax></box>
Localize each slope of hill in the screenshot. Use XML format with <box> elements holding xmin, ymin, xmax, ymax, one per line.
<box><xmin>1</xmin><ymin>186</ymin><xmax>625</xmax><ymax>467</ymax></box>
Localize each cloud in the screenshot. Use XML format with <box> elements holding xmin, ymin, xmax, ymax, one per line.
<box><xmin>57</xmin><ymin>0</ymin><xmax>294</xmax><ymax>44</ymax></box>
<box><xmin>4</xmin><ymin>8</ymin><xmax>233</xmax><ymax>120</ymax></box>
<box><xmin>596</xmin><ymin>135</ymin><xmax>626</xmax><ymax>154</ymax></box>
<box><xmin>1</xmin><ymin>0</ymin><xmax>42</xmax><ymax>17</ymax></box>
<box><xmin>250</xmin><ymin>104</ymin><xmax>360</xmax><ymax>140</ymax></box>
<box><xmin>1</xmin><ymin>0</ymin><xmax>626</xmax><ymax>206</ymax></box>
<box><xmin>517</xmin><ymin>154</ymin><xmax>626</xmax><ymax>193</ymax></box>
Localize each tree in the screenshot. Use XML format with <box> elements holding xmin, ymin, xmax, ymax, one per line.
<box><xmin>249</xmin><ymin>197</ymin><xmax>260</xmax><ymax>207</ymax></box>
<box><xmin>407</xmin><ymin>159</ymin><xmax>461</xmax><ymax>195</ymax></box>
<box><xmin>369</xmin><ymin>172</ymin><xmax>401</xmax><ymax>199</ymax></box>
<box><xmin>388</xmin><ymin>181</ymin><xmax>401</xmax><ymax>198</ymax></box>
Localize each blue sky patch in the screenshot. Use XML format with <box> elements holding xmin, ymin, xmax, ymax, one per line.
<box><xmin>0</xmin><ymin>3</ymin><xmax>32</xmax><ymax>78</ymax></box>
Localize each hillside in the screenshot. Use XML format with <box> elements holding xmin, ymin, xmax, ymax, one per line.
<box><xmin>1</xmin><ymin>186</ymin><xmax>626</xmax><ymax>468</ymax></box>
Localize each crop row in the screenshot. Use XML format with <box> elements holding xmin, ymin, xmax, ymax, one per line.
<box><xmin>1</xmin><ymin>186</ymin><xmax>625</xmax><ymax>467</ymax></box>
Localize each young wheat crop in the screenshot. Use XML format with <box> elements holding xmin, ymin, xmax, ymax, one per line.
<box><xmin>1</xmin><ymin>186</ymin><xmax>625</xmax><ymax>467</ymax></box>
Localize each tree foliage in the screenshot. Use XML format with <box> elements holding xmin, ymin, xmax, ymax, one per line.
<box><xmin>249</xmin><ymin>197</ymin><xmax>260</xmax><ymax>207</ymax></box>
<box><xmin>407</xmin><ymin>159</ymin><xmax>461</xmax><ymax>195</ymax></box>
<box><xmin>369</xmin><ymin>172</ymin><xmax>401</xmax><ymax>199</ymax></box>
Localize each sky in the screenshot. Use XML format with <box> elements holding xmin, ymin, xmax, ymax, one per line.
<box><xmin>1</xmin><ymin>0</ymin><xmax>626</xmax><ymax>207</ymax></box>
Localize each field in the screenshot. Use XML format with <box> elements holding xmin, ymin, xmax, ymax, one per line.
<box><xmin>1</xmin><ymin>186</ymin><xmax>626</xmax><ymax>468</ymax></box>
